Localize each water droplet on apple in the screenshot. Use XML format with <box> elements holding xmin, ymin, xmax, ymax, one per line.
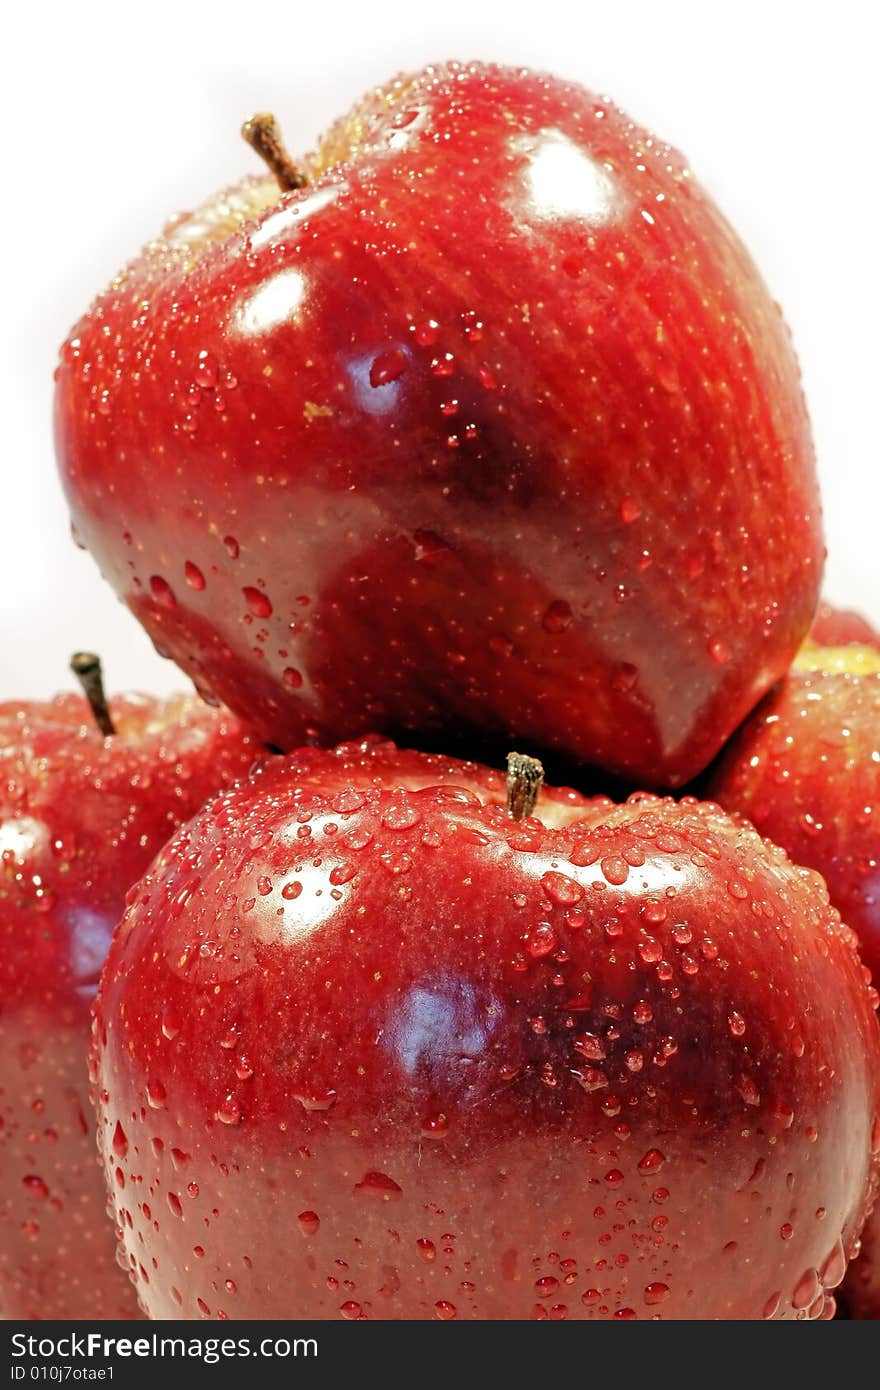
<box><xmin>708</xmin><ymin>636</ymin><xmax>730</xmax><ymax>665</ymax></box>
<box><xmin>414</xmin><ymin>320</ymin><xmax>439</xmax><ymax>347</ymax></box>
<box><xmin>185</xmin><ymin>561</ymin><xmax>206</xmax><ymax>590</ymax></box>
<box><xmin>149</xmin><ymin>576</ymin><xmax>177</xmax><ymax>609</ymax></box>
<box><xmin>382</xmin><ymin>803</ymin><xmax>422</xmax><ymax>831</ymax></box>
<box><xmin>298</xmin><ymin>1210</ymin><xmax>320</xmax><ymax>1236</ymax></box>
<box><xmin>819</xmin><ymin>1238</ymin><xmax>847</xmax><ymax>1289</ymax></box>
<box><xmin>216</xmin><ymin>1094</ymin><xmax>242</xmax><ymax>1125</ymax></box>
<box><xmin>146</xmin><ymin>1079</ymin><xmax>166</xmax><ymax>1109</ymax></box>
<box><xmin>369</xmin><ymin>348</ymin><xmax>408</xmax><ymax>387</ymax></box>
<box><xmin>242</xmin><ymin>587</ymin><xmax>273</xmax><ymax>618</ymax></box>
<box><xmin>643</xmin><ymin>1281</ymin><xmax>669</xmax><ymax>1305</ymax></box>
<box><xmin>354</xmin><ymin>1171</ymin><xmax>402</xmax><ymax>1199</ymax></box>
<box><xmin>294</xmin><ymin>1089</ymin><xmax>337</xmax><ymax>1113</ymax></box>
<box><xmin>112</xmin><ymin>1122</ymin><xmax>129</xmax><ymax>1158</ymax></box>
<box><xmin>195</xmin><ymin>350</ymin><xmax>218</xmax><ymax>389</ymax></box>
<box><xmin>542</xmin><ymin>599</ymin><xmax>573</xmax><ymax>633</ymax></box>
<box><xmin>638</xmin><ymin>1148</ymin><xmax>665</xmax><ymax>1173</ymax></box>
<box><xmin>792</xmin><ymin>1267</ymin><xmax>820</xmax><ymax>1310</ymax></box>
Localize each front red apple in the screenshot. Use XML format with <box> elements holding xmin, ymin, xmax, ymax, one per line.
<box><xmin>0</xmin><ymin>683</ymin><xmax>258</xmax><ymax>1319</ymax></box>
<box><xmin>55</xmin><ymin>62</ymin><xmax>822</xmax><ymax>787</ymax></box>
<box><xmin>92</xmin><ymin>739</ymin><xmax>880</xmax><ymax>1320</ymax></box>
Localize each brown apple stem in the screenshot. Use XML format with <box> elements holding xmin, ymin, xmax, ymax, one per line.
<box><xmin>70</xmin><ymin>652</ymin><xmax>115</xmax><ymax>737</ymax></box>
<box><xmin>506</xmin><ymin>752</ymin><xmax>544</xmax><ymax>821</ymax></box>
<box><xmin>241</xmin><ymin>113</ymin><xmax>307</xmax><ymax>191</ymax></box>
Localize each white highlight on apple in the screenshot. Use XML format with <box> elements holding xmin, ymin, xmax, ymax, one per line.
<box><xmin>234</xmin><ymin>268</ymin><xmax>307</xmax><ymax>336</ymax></box>
<box><xmin>524</xmin><ymin>130</ymin><xmax>615</xmax><ymax>222</ymax></box>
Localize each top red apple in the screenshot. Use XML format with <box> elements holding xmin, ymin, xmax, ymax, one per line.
<box><xmin>54</xmin><ymin>62</ymin><xmax>822</xmax><ymax>786</ymax></box>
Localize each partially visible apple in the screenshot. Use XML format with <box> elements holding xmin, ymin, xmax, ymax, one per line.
<box><xmin>55</xmin><ymin>61</ymin><xmax>822</xmax><ymax>787</ymax></box>
<box><xmin>0</xmin><ymin>661</ymin><xmax>259</xmax><ymax>1319</ymax></box>
<box><xmin>810</xmin><ymin>601</ymin><xmax>880</xmax><ymax>653</ymax></box>
<box><xmin>93</xmin><ymin>737</ymin><xmax>878</xmax><ymax>1320</ymax></box>
<box><xmin>708</xmin><ymin>641</ymin><xmax>880</xmax><ymax>983</ymax></box>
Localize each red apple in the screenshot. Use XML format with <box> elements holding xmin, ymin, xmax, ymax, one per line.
<box><xmin>55</xmin><ymin>62</ymin><xmax>822</xmax><ymax>788</ymax></box>
<box><xmin>92</xmin><ymin>737</ymin><xmax>879</xmax><ymax>1320</ymax></box>
<box><xmin>810</xmin><ymin>601</ymin><xmax>880</xmax><ymax>652</ymax></box>
<box><xmin>708</xmin><ymin>642</ymin><xmax>880</xmax><ymax>984</ymax></box>
<box><xmin>0</xmin><ymin>662</ymin><xmax>259</xmax><ymax>1319</ymax></box>
<box><xmin>709</xmin><ymin>639</ymin><xmax>880</xmax><ymax>1318</ymax></box>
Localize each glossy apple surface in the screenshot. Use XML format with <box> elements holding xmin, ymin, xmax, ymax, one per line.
<box><xmin>709</xmin><ymin>639</ymin><xmax>880</xmax><ymax>1318</ymax></box>
<box><xmin>708</xmin><ymin>642</ymin><xmax>880</xmax><ymax>984</ymax></box>
<box><xmin>55</xmin><ymin>62</ymin><xmax>822</xmax><ymax>787</ymax></box>
<box><xmin>0</xmin><ymin>691</ymin><xmax>258</xmax><ymax>1319</ymax></box>
<box><xmin>92</xmin><ymin>737</ymin><xmax>879</xmax><ymax>1320</ymax></box>
<box><xmin>811</xmin><ymin>601</ymin><xmax>880</xmax><ymax>652</ymax></box>
<box><xmin>846</xmin><ymin>1203</ymin><xmax>880</xmax><ymax>1318</ymax></box>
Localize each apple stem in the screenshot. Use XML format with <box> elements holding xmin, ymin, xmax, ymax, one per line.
<box><xmin>241</xmin><ymin>113</ymin><xmax>307</xmax><ymax>192</ymax></box>
<box><xmin>506</xmin><ymin>751</ymin><xmax>544</xmax><ymax>821</ymax></box>
<box><xmin>70</xmin><ymin>652</ymin><xmax>116</xmax><ymax>737</ymax></box>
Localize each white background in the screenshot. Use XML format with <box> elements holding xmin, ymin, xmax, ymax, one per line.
<box><xmin>2</xmin><ymin>0</ymin><xmax>877</xmax><ymax>697</ymax></box>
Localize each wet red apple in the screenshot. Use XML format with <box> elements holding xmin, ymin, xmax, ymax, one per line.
<box><xmin>708</xmin><ymin>641</ymin><xmax>880</xmax><ymax>985</ymax></box>
<box><xmin>55</xmin><ymin>62</ymin><xmax>822</xmax><ymax>788</ymax></box>
<box><xmin>92</xmin><ymin>737</ymin><xmax>879</xmax><ymax>1320</ymax></box>
<box><xmin>0</xmin><ymin>660</ymin><xmax>258</xmax><ymax>1319</ymax></box>
<box><xmin>810</xmin><ymin>601</ymin><xmax>880</xmax><ymax>652</ymax></box>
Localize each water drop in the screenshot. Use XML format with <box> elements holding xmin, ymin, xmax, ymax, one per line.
<box><xmin>149</xmin><ymin>576</ymin><xmax>176</xmax><ymax>609</ymax></box>
<box><xmin>243</xmin><ymin>587</ymin><xmax>273</xmax><ymax>618</ymax></box>
<box><xmin>638</xmin><ymin>1148</ymin><xmax>665</xmax><ymax>1173</ymax></box>
<box><xmin>298</xmin><ymin>1211</ymin><xmax>320</xmax><ymax>1236</ymax></box>
<box><xmin>294</xmin><ymin>1089</ymin><xmax>337</xmax><ymax>1113</ymax></box>
<box><xmin>185</xmin><ymin>561</ymin><xmax>206</xmax><ymax>590</ymax></box>
<box><xmin>643</xmin><ymin>1282</ymin><xmax>669</xmax><ymax>1305</ymax></box>
<box><xmin>216</xmin><ymin>1095</ymin><xmax>242</xmax><ymax>1125</ymax></box>
<box><xmin>112</xmin><ymin>1122</ymin><xmax>128</xmax><ymax>1159</ymax></box>
<box><xmin>542</xmin><ymin>599</ymin><xmax>573</xmax><ymax>633</ymax></box>
<box><xmin>195</xmin><ymin>351</ymin><xmax>218</xmax><ymax>389</ymax></box>
<box><xmin>369</xmin><ymin>349</ymin><xmax>408</xmax><ymax>387</ymax></box>
<box><xmin>354</xmin><ymin>1171</ymin><xmax>402</xmax><ymax>1200</ymax></box>
<box><xmin>146</xmin><ymin>1080</ymin><xmax>166</xmax><ymax>1109</ymax></box>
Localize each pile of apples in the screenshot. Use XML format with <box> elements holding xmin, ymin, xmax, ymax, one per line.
<box><xmin>2</xmin><ymin>62</ymin><xmax>878</xmax><ymax>1322</ymax></box>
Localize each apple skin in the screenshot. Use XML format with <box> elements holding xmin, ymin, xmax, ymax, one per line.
<box><xmin>0</xmin><ymin>692</ymin><xmax>259</xmax><ymax>1320</ymax></box>
<box><xmin>55</xmin><ymin>62</ymin><xmax>822</xmax><ymax>787</ymax></box>
<box><xmin>811</xmin><ymin>601</ymin><xmax>880</xmax><ymax>652</ymax></box>
<box><xmin>846</xmin><ymin>1203</ymin><xmax>880</xmax><ymax>1318</ymax></box>
<box><xmin>709</xmin><ymin>640</ymin><xmax>880</xmax><ymax>1318</ymax></box>
<box><xmin>92</xmin><ymin>738</ymin><xmax>879</xmax><ymax>1320</ymax></box>
<box><xmin>708</xmin><ymin>643</ymin><xmax>880</xmax><ymax>986</ymax></box>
